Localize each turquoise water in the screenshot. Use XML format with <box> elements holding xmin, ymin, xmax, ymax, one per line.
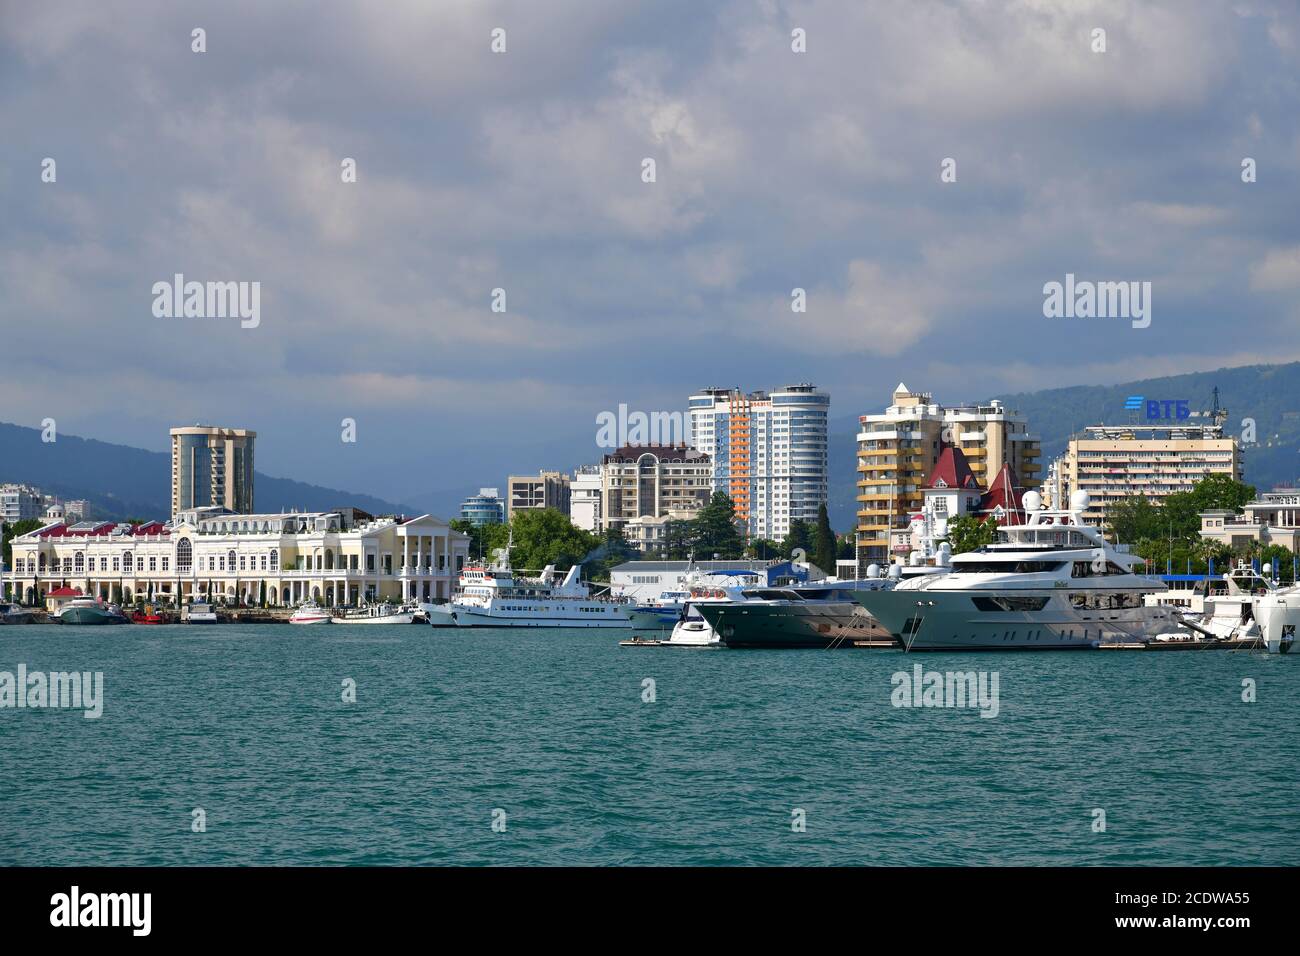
<box><xmin>1</xmin><ymin>624</ymin><xmax>1296</xmax><ymax>866</ymax></box>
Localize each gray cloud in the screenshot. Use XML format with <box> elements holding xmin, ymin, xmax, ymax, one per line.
<box><xmin>2</xmin><ymin>0</ymin><xmax>1299</xmax><ymax>504</ymax></box>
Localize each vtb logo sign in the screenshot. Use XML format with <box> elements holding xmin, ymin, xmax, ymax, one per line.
<box><xmin>1125</xmin><ymin>396</ymin><xmax>1191</xmax><ymax>420</ymax></box>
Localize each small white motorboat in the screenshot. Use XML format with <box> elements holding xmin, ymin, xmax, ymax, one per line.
<box><xmin>329</xmin><ymin>602</ymin><xmax>415</xmax><ymax>625</ymax></box>
<box><xmin>289</xmin><ymin>602</ymin><xmax>331</xmax><ymax>625</ymax></box>
<box><xmin>186</xmin><ymin>601</ymin><xmax>218</xmax><ymax>624</ymax></box>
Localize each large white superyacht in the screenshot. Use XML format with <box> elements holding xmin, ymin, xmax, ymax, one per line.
<box><xmin>852</xmin><ymin>490</ymin><xmax>1188</xmax><ymax>650</ymax></box>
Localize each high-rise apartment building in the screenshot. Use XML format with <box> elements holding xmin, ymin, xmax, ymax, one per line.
<box><xmin>170</xmin><ymin>426</ymin><xmax>256</xmax><ymax>517</ymax></box>
<box><xmin>1064</xmin><ymin>422</ymin><xmax>1241</xmax><ymax>527</ymax></box>
<box><xmin>688</xmin><ymin>383</ymin><xmax>829</xmax><ymax>539</ymax></box>
<box><xmin>856</xmin><ymin>384</ymin><xmax>1042</xmax><ymax>564</ymax></box>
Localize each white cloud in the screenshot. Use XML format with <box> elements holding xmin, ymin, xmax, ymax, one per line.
<box><xmin>1249</xmin><ymin>246</ymin><xmax>1300</xmax><ymax>290</ymax></box>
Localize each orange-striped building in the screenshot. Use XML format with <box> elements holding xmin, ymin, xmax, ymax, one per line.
<box><xmin>688</xmin><ymin>384</ymin><xmax>829</xmax><ymax>540</ymax></box>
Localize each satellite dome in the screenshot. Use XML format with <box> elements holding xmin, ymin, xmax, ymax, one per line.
<box><xmin>1021</xmin><ymin>490</ymin><xmax>1042</xmax><ymax>512</ymax></box>
<box><xmin>1070</xmin><ymin>490</ymin><xmax>1091</xmax><ymax>513</ymax></box>
<box><xmin>866</xmin><ymin>563</ymin><xmax>880</xmax><ymax>579</ymax></box>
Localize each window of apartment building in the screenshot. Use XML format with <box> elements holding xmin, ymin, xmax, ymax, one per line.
<box><xmin>149</xmin><ymin>556</ymin><xmax>157</xmax><ymax>572</ymax></box>
<box><xmin>123</xmin><ymin>552</ymin><xmax>133</xmax><ymax>572</ymax></box>
<box><xmin>162</xmin><ymin>557</ymin><xmax>169</xmax><ymax>571</ymax></box>
<box><xmin>112</xmin><ymin>556</ymin><xmax>120</xmax><ymax>571</ymax></box>
<box><xmin>270</xmin><ymin>551</ymin><xmax>279</xmax><ymax>571</ymax></box>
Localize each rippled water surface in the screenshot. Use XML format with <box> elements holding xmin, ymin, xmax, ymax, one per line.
<box><xmin>1</xmin><ymin>624</ymin><xmax>1296</xmax><ymax>865</ymax></box>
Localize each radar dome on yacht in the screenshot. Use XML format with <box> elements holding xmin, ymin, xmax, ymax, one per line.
<box><xmin>1070</xmin><ymin>490</ymin><xmax>1091</xmax><ymax>513</ymax></box>
<box><xmin>1263</xmin><ymin>562</ymin><xmax>1272</xmax><ymax>575</ymax></box>
<box><xmin>1022</xmin><ymin>490</ymin><xmax>1042</xmax><ymax>512</ymax></box>
<box><xmin>909</xmin><ymin>551</ymin><xmax>922</xmax><ymax>566</ymax></box>
<box><xmin>866</xmin><ymin>563</ymin><xmax>880</xmax><ymax>579</ymax></box>
<box><xmin>888</xmin><ymin>563</ymin><xmax>903</xmax><ymax>580</ymax></box>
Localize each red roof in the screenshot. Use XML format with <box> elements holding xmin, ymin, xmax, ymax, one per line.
<box><xmin>980</xmin><ymin>464</ymin><xmax>1024</xmax><ymax>524</ymax></box>
<box><xmin>46</xmin><ymin>587</ymin><xmax>84</xmax><ymax>597</ymax></box>
<box><xmin>924</xmin><ymin>445</ymin><xmax>980</xmax><ymax>491</ymax></box>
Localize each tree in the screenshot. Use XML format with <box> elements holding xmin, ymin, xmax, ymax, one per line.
<box><xmin>660</xmin><ymin>519</ymin><xmax>696</xmax><ymax>560</ymax></box>
<box><xmin>836</xmin><ymin>532</ymin><xmax>856</xmax><ymax>561</ymax></box>
<box><xmin>946</xmin><ymin>516</ymin><xmax>998</xmax><ymax>555</ymax></box>
<box><xmin>1</xmin><ymin>517</ymin><xmax>43</xmax><ymax>565</ymax></box>
<box><xmin>746</xmin><ymin>538</ymin><xmax>780</xmax><ymax>560</ymax></box>
<box><xmin>509</xmin><ymin>508</ymin><xmax>599</xmax><ymax>572</ymax></box>
<box><xmin>1105</xmin><ymin>493</ymin><xmax>1162</xmax><ymax>544</ymax></box>
<box><xmin>813</xmin><ymin>504</ymin><xmax>836</xmax><ymax>574</ymax></box>
<box><xmin>781</xmin><ymin>519</ymin><xmax>812</xmax><ymax>560</ymax></box>
<box><xmin>692</xmin><ymin>492</ymin><xmax>744</xmax><ymax>559</ymax></box>
<box><xmin>450</xmin><ymin>518</ymin><xmax>510</xmax><ymax>565</ymax></box>
<box><xmin>583</xmin><ymin>524</ymin><xmax>639</xmax><ymax>582</ymax></box>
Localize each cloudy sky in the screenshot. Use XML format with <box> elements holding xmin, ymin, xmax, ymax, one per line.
<box><xmin>3</xmin><ymin>0</ymin><xmax>1300</xmax><ymax>508</ymax></box>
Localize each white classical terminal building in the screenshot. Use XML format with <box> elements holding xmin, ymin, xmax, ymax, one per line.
<box><xmin>3</xmin><ymin>506</ymin><xmax>469</xmax><ymax>607</ymax></box>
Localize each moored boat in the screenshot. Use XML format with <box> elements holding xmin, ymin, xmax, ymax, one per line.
<box><xmin>130</xmin><ymin>605</ymin><xmax>170</xmax><ymax>625</ymax></box>
<box><xmin>185</xmin><ymin>601</ymin><xmax>218</xmax><ymax>624</ymax></box>
<box><xmin>329</xmin><ymin>602</ymin><xmax>415</xmax><ymax>625</ymax></box>
<box><xmin>697</xmin><ymin>583</ymin><xmax>895</xmax><ymax>649</ymax></box>
<box><xmin>289</xmin><ymin>601</ymin><xmax>331</xmax><ymax>625</ymax></box>
<box><xmin>853</xmin><ymin>490</ymin><xmax>1191</xmax><ymax>651</ymax></box>
<box><xmin>54</xmin><ymin>598</ymin><xmax>131</xmax><ymax>625</ymax></box>
<box><xmin>0</xmin><ymin>602</ymin><xmax>37</xmax><ymax>625</ymax></box>
<box><xmin>418</xmin><ymin>536</ymin><xmax>631</xmax><ymax>628</ymax></box>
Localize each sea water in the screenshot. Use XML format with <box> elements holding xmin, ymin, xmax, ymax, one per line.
<box><xmin>1</xmin><ymin>624</ymin><xmax>1295</xmax><ymax>866</ymax></box>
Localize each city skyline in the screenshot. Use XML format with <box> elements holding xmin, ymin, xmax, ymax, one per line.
<box><xmin>4</xmin><ymin>2</ymin><xmax>1300</xmax><ymax>511</ymax></box>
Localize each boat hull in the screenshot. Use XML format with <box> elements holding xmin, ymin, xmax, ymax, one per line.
<box><xmin>627</xmin><ymin>605</ymin><xmax>681</xmax><ymax>630</ymax></box>
<box><xmin>851</xmin><ymin>588</ymin><xmax>1183</xmax><ymax>651</ymax></box>
<box><xmin>56</xmin><ymin>606</ymin><xmax>130</xmax><ymax>625</ymax></box>
<box><xmin>329</xmin><ymin>612</ymin><xmax>415</xmax><ymax>625</ymax></box>
<box><xmin>443</xmin><ymin>606</ymin><xmax>631</xmax><ymax>628</ymax></box>
<box><xmin>697</xmin><ymin>601</ymin><xmax>893</xmax><ymax>649</ymax></box>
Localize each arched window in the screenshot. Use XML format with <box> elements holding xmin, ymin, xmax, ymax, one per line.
<box><xmin>123</xmin><ymin>552</ymin><xmax>134</xmax><ymax>573</ymax></box>
<box><xmin>74</xmin><ymin>552</ymin><xmax>85</xmax><ymax>574</ymax></box>
<box><xmin>228</xmin><ymin>550</ymin><xmax>237</xmax><ymax>571</ymax></box>
<box><xmin>177</xmin><ymin>538</ymin><xmax>192</xmax><ymax>574</ymax></box>
<box><xmin>325</xmin><ymin>550</ymin><xmax>334</xmax><ymax>570</ymax></box>
<box><xmin>38</xmin><ymin>554</ymin><xmax>46</xmax><ymax>572</ymax></box>
<box><xmin>270</xmin><ymin>550</ymin><xmax>279</xmax><ymax>571</ymax></box>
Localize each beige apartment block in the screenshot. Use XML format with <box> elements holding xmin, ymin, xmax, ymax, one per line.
<box><xmin>1064</xmin><ymin>424</ymin><xmax>1241</xmax><ymax>527</ymax></box>
<box><xmin>600</xmin><ymin>445</ymin><xmax>711</xmax><ymax>536</ymax></box>
<box><xmin>855</xmin><ymin>384</ymin><xmax>1041</xmax><ymax>564</ymax></box>
<box><xmin>506</xmin><ymin>470</ymin><xmax>571</xmax><ymax>521</ymax></box>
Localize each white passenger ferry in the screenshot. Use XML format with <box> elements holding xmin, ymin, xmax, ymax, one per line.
<box><xmin>420</xmin><ymin>545</ymin><xmax>631</xmax><ymax>629</ymax></box>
